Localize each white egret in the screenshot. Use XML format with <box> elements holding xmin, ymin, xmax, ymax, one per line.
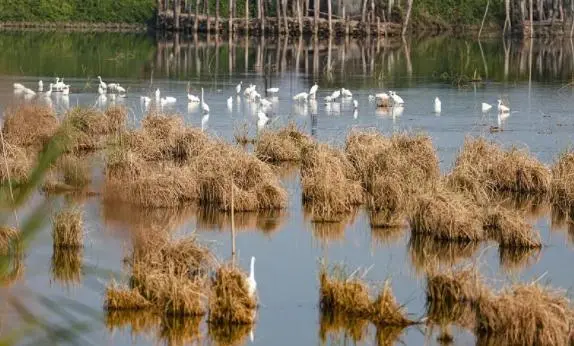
<box><xmin>201</xmin><ymin>88</ymin><xmax>210</xmax><ymax>114</ymax></box>
<box><xmin>353</xmin><ymin>99</ymin><xmax>358</xmax><ymax>109</ymax></box>
<box><xmin>108</xmin><ymin>83</ymin><xmax>118</xmax><ymax>92</ymax></box>
<box><xmin>309</xmin><ymin>83</ymin><xmax>318</xmax><ymax>98</ymax></box>
<box><xmin>44</xmin><ymin>84</ymin><xmax>53</xmax><ymax>98</ymax></box>
<box><xmin>293</xmin><ymin>92</ymin><xmax>308</xmax><ymax>102</ymax></box>
<box><xmin>497</xmin><ymin>99</ymin><xmax>510</xmax><ymax>113</ymax></box>
<box><xmin>259</xmin><ymin>98</ymin><xmax>272</xmax><ymax>109</ymax></box>
<box><xmin>482</xmin><ymin>102</ymin><xmax>492</xmax><ymax>112</ymax></box>
<box><xmin>324</xmin><ymin>95</ymin><xmax>334</xmax><ymax>102</ymax></box>
<box><xmin>375</xmin><ymin>93</ymin><xmax>391</xmax><ymax>107</ymax></box>
<box><xmin>188</xmin><ymin>93</ymin><xmax>200</xmax><ymax>103</ymax></box>
<box><xmin>368</xmin><ymin>95</ymin><xmax>375</xmax><ymax>102</ymax></box>
<box><xmin>97</xmin><ymin>76</ymin><xmax>107</xmax><ymax>90</ymax></box>
<box><xmin>116</xmin><ymin>85</ymin><xmax>126</xmax><ymax>94</ymax></box>
<box><xmin>23</xmin><ymin>88</ymin><xmax>36</xmax><ymax>96</ymax></box>
<box><xmin>434</xmin><ymin>97</ymin><xmax>441</xmax><ymax>113</ymax></box>
<box><xmin>13</xmin><ymin>83</ymin><xmax>25</xmax><ymax>90</ymax></box>
<box><xmin>353</xmin><ymin>109</ymin><xmax>359</xmax><ymax>119</ymax></box>
<box><xmin>155</xmin><ymin>88</ymin><xmax>161</xmax><ymax>100</ymax></box>
<box><xmin>140</xmin><ymin>96</ymin><xmax>151</xmax><ymax>105</ymax></box>
<box><xmin>267</xmin><ymin>87</ymin><xmax>279</xmax><ymax>94</ymax></box>
<box><xmin>62</xmin><ymin>86</ymin><xmax>70</xmax><ymax>96</ymax></box>
<box><xmin>389</xmin><ymin>91</ymin><xmax>404</xmax><ymax>105</ymax></box>
<box><xmin>331</xmin><ymin>90</ymin><xmax>341</xmax><ymax>100</ymax></box>
<box><xmin>98</xmin><ymin>85</ymin><xmax>105</xmax><ymax>95</ymax></box>
<box><xmin>341</xmin><ymin>88</ymin><xmax>353</xmax><ymax>98</ymax></box>
<box><xmin>38</xmin><ymin>80</ymin><xmax>43</xmax><ymax>92</ymax></box>
<box><xmin>163</xmin><ymin>96</ymin><xmax>177</xmax><ymax>103</ymax></box>
<box><xmin>236</xmin><ymin>81</ymin><xmax>242</xmax><ymax>95</ymax></box>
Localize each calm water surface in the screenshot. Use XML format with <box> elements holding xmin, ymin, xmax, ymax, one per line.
<box><xmin>1</xmin><ymin>31</ymin><xmax>574</xmax><ymax>345</ymax></box>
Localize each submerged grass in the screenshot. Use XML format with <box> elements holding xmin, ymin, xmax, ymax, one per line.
<box><xmin>483</xmin><ymin>207</ymin><xmax>542</xmax><ymax>248</ymax></box>
<box><xmin>208</xmin><ymin>264</ymin><xmax>257</xmax><ymax>325</ymax></box>
<box><xmin>475</xmin><ymin>283</ymin><xmax>574</xmax><ymax>345</ymax></box>
<box><xmin>301</xmin><ymin>143</ymin><xmax>363</xmax><ymax>222</ymax></box>
<box><xmin>255</xmin><ymin>123</ymin><xmax>313</xmax><ymax>162</ymax></box>
<box><xmin>105</xmin><ymin>281</ymin><xmax>153</xmax><ymax>310</ymax></box>
<box><xmin>52</xmin><ymin>208</ymin><xmax>83</xmax><ymax>248</ymax></box>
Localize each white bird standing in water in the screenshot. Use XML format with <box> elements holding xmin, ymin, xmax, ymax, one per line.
<box><xmin>44</xmin><ymin>83</ymin><xmax>53</xmax><ymax>98</ymax></box>
<box><xmin>201</xmin><ymin>88</ymin><xmax>210</xmax><ymax>114</ymax></box>
<box><xmin>293</xmin><ymin>92</ymin><xmax>308</xmax><ymax>102</ymax></box>
<box><xmin>155</xmin><ymin>88</ymin><xmax>161</xmax><ymax>100</ymax></box>
<box><xmin>38</xmin><ymin>80</ymin><xmax>43</xmax><ymax>92</ymax></box>
<box><xmin>341</xmin><ymin>88</ymin><xmax>353</xmax><ymax>98</ymax></box>
<box><xmin>236</xmin><ymin>81</ymin><xmax>243</xmax><ymax>95</ymax></box>
<box><xmin>389</xmin><ymin>91</ymin><xmax>404</xmax><ymax>105</ymax></box>
<box><xmin>434</xmin><ymin>97</ymin><xmax>442</xmax><ymax>113</ymax></box>
<box><xmin>97</xmin><ymin>76</ymin><xmax>107</xmax><ymax>90</ymax></box>
<box><xmin>309</xmin><ymin>83</ymin><xmax>318</xmax><ymax>99</ymax></box>
<box><xmin>267</xmin><ymin>87</ymin><xmax>279</xmax><ymax>94</ymax></box>
<box><xmin>98</xmin><ymin>85</ymin><xmax>105</xmax><ymax>95</ymax></box>
<box><xmin>353</xmin><ymin>99</ymin><xmax>359</xmax><ymax>109</ymax></box>
<box><xmin>188</xmin><ymin>93</ymin><xmax>200</xmax><ymax>103</ymax></box>
<box><xmin>497</xmin><ymin>99</ymin><xmax>510</xmax><ymax>113</ymax></box>
<box><xmin>246</xmin><ymin>256</ymin><xmax>257</xmax><ymax>297</ymax></box>
<box><xmin>13</xmin><ymin>83</ymin><xmax>25</xmax><ymax>91</ymax></box>
<box><xmin>62</xmin><ymin>85</ymin><xmax>70</xmax><ymax>95</ymax></box>
<box><xmin>482</xmin><ymin>102</ymin><xmax>492</xmax><ymax>112</ymax></box>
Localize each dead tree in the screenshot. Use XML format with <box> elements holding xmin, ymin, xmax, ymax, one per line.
<box><xmin>402</xmin><ymin>0</ymin><xmax>413</xmax><ymax>37</ymax></box>
<box><xmin>314</xmin><ymin>0</ymin><xmax>320</xmax><ymax>36</ymax></box>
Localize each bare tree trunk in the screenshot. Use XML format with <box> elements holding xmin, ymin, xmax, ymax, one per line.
<box><xmin>530</xmin><ymin>0</ymin><xmax>534</xmax><ymax>38</ymax></box>
<box><xmin>175</xmin><ymin>0</ymin><xmax>181</xmax><ymax>31</ymax></box>
<box><xmin>194</xmin><ymin>0</ymin><xmax>200</xmax><ymax>32</ymax></box>
<box><xmin>262</xmin><ymin>0</ymin><xmax>266</xmax><ymax>33</ymax></box>
<box><xmin>328</xmin><ymin>0</ymin><xmax>332</xmax><ymax>35</ymax></box>
<box><xmin>206</xmin><ymin>0</ymin><xmax>211</xmax><ymax>33</ymax></box>
<box><xmin>276</xmin><ymin>0</ymin><xmax>281</xmax><ymax>33</ymax></box>
<box><xmin>297</xmin><ymin>0</ymin><xmax>303</xmax><ymax>35</ymax></box>
<box><xmin>258</xmin><ymin>0</ymin><xmax>262</xmax><ymax>19</ymax></box>
<box><xmin>283</xmin><ymin>0</ymin><xmax>288</xmax><ymax>34</ymax></box>
<box><xmin>503</xmin><ymin>0</ymin><xmax>510</xmax><ymax>35</ymax></box>
<box><xmin>480</xmin><ymin>0</ymin><xmax>490</xmax><ymax>38</ymax></box>
<box><xmin>245</xmin><ymin>0</ymin><xmax>249</xmax><ymax>35</ymax></box>
<box><xmin>337</xmin><ymin>0</ymin><xmax>341</xmax><ymax>16</ymax></box>
<box><xmin>538</xmin><ymin>0</ymin><xmax>544</xmax><ymax>20</ymax></box>
<box><xmin>402</xmin><ymin>0</ymin><xmax>413</xmax><ymax>37</ymax></box>
<box><xmin>216</xmin><ymin>0</ymin><xmax>220</xmax><ymax>34</ymax></box>
<box><xmin>229</xmin><ymin>0</ymin><xmax>234</xmax><ymax>33</ymax></box>
<box><xmin>314</xmin><ymin>0</ymin><xmax>320</xmax><ymax>36</ymax></box>
<box><xmin>157</xmin><ymin>0</ymin><xmax>162</xmax><ymax>28</ymax></box>
<box><xmin>362</xmin><ymin>0</ymin><xmax>367</xmax><ymax>22</ymax></box>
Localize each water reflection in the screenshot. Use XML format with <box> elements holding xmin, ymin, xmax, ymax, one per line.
<box><xmin>408</xmin><ymin>235</ymin><xmax>481</xmax><ymax>276</ymax></box>
<box><xmin>51</xmin><ymin>247</ymin><xmax>83</xmax><ymax>286</ymax></box>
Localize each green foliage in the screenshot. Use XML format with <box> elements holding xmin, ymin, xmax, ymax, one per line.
<box><xmin>411</xmin><ymin>0</ymin><xmax>505</xmax><ymax>25</ymax></box>
<box><xmin>0</xmin><ymin>0</ymin><xmax>155</xmax><ymax>23</ymax></box>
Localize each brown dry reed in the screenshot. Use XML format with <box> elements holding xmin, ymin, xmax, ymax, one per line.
<box><xmin>105</xmin><ymin>280</ymin><xmax>153</xmax><ymax>310</ymax></box>
<box><xmin>319</xmin><ymin>265</ymin><xmax>373</xmax><ymax>318</ymax></box>
<box><xmin>51</xmin><ymin>247</ymin><xmax>83</xmax><ymax>284</ymax></box>
<box><xmin>255</xmin><ymin>123</ymin><xmax>313</xmax><ymax>162</ymax></box>
<box><xmin>0</xmin><ymin>227</ymin><xmax>18</xmax><ymax>255</ymax></box>
<box><xmin>301</xmin><ymin>143</ymin><xmax>363</xmax><ymax>222</ymax></box>
<box><xmin>2</xmin><ymin>105</ymin><xmax>59</xmax><ymax>147</ymax></box>
<box><xmin>451</xmin><ymin>138</ymin><xmax>550</xmax><ymax>197</ymax></box>
<box><xmin>0</xmin><ymin>142</ymin><xmax>34</xmax><ymax>183</ymax></box>
<box><xmin>209</xmin><ymin>264</ymin><xmax>257</xmax><ymax>325</ymax></box>
<box><xmin>483</xmin><ymin>207</ymin><xmax>542</xmax><ymax>248</ymax></box>
<box><xmin>475</xmin><ymin>283</ymin><xmax>574</xmax><ymax>346</ymax></box>
<box><xmin>551</xmin><ymin>150</ymin><xmax>574</xmax><ymax>216</ymax></box>
<box><xmin>426</xmin><ymin>267</ymin><xmax>486</xmax><ymax>305</ymax></box>
<box><xmin>409</xmin><ymin>186</ymin><xmax>484</xmax><ymax>241</ymax></box>
<box><xmin>52</xmin><ymin>208</ymin><xmax>83</xmax><ymax>248</ymax></box>
<box><xmin>56</xmin><ymin>155</ymin><xmax>91</xmax><ymax>189</ymax></box>
<box><xmin>371</xmin><ymin>280</ymin><xmax>413</xmax><ymax>326</ymax></box>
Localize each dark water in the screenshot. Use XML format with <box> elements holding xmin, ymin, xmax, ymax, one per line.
<box><xmin>1</xmin><ymin>31</ymin><xmax>574</xmax><ymax>345</ymax></box>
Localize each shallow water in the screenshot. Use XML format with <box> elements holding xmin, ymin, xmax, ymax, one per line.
<box><xmin>1</xmin><ymin>31</ymin><xmax>574</xmax><ymax>345</ymax></box>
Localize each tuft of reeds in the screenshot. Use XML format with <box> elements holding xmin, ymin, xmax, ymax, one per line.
<box><xmin>234</xmin><ymin>124</ymin><xmax>256</xmax><ymax>145</ymax></box>
<box><xmin>551</xmin><ymin>150</ymin><xmax>574</xmax><ymax>216</ymax></box>
<box><xmin>0</xmin><ymin>142</ymin><xmax>34</xmax><ymax>184</ymax></box>
<box><xmin>52</xmin><ymin>208</ymin><xmax>83</xmax><ymax>248</ymax></box>
<box><xmin>408</xmin><ymin>235</ymin><xmax>480</xmax><ymax>275</ymax></box>
<box><xmin>51</xmin><ymin>247</ymin><xmax>83</xmax><ymax>284</ymax></box>
<box><xmin>319</xmin><ymin>264</ymin><xmax>372</xmax><ymax>318</ymax></box>
<box><xmin>475</xmin><ymin>283</ymin><xmax>574</xmax><ymax>345</ymax></box>
<box><xmin>105</xmin><ymin>281</ymin><xmax>153</xmax><ymax>310</ymax></box>
<box><xmin>208</xmin><ymin>264</ymin><xmax>257</xmax><ymax>325</ymax></box>
<box><xmin>426</xmin><ymin>267</ymin><xmax>486</xmax><ymax>305</ymax></box>
<box><xmin>483</xmin><ymin>207</ymin><xmax>542</xmax><ymax>248</ymax></box>
<box><xmin>371</xmin><ymin>280</ymin><xmax>413</xmax><ymax>326</ymax></box>
<box><xmin>409</xmin><ymin>187</ymin><xmax>484</xmax><ymax>241</ymax></box>
<box><xmin>301</xmin><ymin>143</ymin><xmax>363</xmax><ymax>222</ymax></box>
<box><xmin>255</xmin><ymin>123</ymin><xmax>313</xmax><ymax>162</ymax></box>
<box><xmin>156</xmin><ymin>273</ymin><xmax>205</xmax><ymax>316</ymax></box>
<box><xmin>59</xmin><ymin>107</ymin><xmax>126</xmax><ymax>152</ymax></box>
<box><xmin>104</xmin><ymin>106</ymin><xmax>128</xmax><ymax>133</ymax></box>
<box><xmin>194</xmin><ymin>142</ymin><xmax>288</xmax><ymax>211</ymax></box>
<box><xmin>56</xmin><ymin>155</ymin><xmax>91</xmax><ymax>189</ymax></box>
<box><xmin>0</xmin><ymin>227</ymin><xmax>18</xmax><ymax>255</ymax></box>
<box><xmin>2</xmin><ymin>105</ymin><xmax>59</xmax><ymax>147</ymax></box>
<box><xmin>451</xmin><ymin>138</ymin><xmax>550</xmax><ymax>196</ymax></box>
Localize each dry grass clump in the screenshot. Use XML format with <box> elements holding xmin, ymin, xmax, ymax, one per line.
<box><xmin>475</xmin><ymin>283</ymin><xmax>574</xmax><ymax>345</ymax></box>
<box><xmin>51</xmin><ymin>247</ymin><xmax>83</xmax><ymax>284</ymax></box>
<box><xmin>55</xmin><ymin>155</ymin><xmax>91</xmax><ymax>189</ymax></box>
<box><xmin>409</xmin><ymin>187</ymin><xmax>484</xmax><ymax>241</ymax></box>
<box><xmin>124</xmin><ymin>114</ymin><xmax>210</xmax><ymax>162</ymax></box>
<box><xmin>0</xmin><ymin>143</ymin><xmax>34</xmax><ymax>183</ymax></box>
<box><xmin>0</xmin><ymin>253</ymin><xmax>25</xmax><ymax>286</ymax></box>
<box><xmin>234</xmin><ymin>123</ymin><xmax>256</xmax><ymax>145</ymax></box>
<box><xmin>346</xmin><ymin>130</ymin><xmax>439</xmax><ymax>220</ymax></box>
<box><xmin>255</xmin><ymin>123</ymin><xmax>313</xmax><ymax>162</ymax></box>
<box><xmin>194</xmin><ymin>142</ymin><xmax>288</xmax><ymax>211</ymax></box>
<box><xmin>483</xmin><ymin>207</ymin><xmax>542</xmax><ymax>248</ymax></box>
<box><xmin>451</xmin><ymin>138</ymin><xmax>550</xmax><ymax>196</ymax></box>
<box><xmin>104</xmin><ymin>106</ymin><xmax>128</xmax><ymax>133</ymax></box>
<box><xmin>319</xmin><ymin>265</ymin><xmax>372</xmax><ymax>318</ymax></box>
<box><xmin>2</xmin><ymin>105</ymin><xmax>59</xmax><ymax>147</ymax></box>
<box><xmin>0</xmin><ymin>227</ymin><xmax>18</xmax><ymax>255</ymax></box>
<box><xmin>371</xmin><ymin>280</ymin><xmax>413</xmax><ymax>326</ymax></box>
<box><xmin>105</xmin><ymin>281</ymin><xmax>153</xmax><ymax>310</ymax></box>
<box><xmin>551</xmin><ymin>150</ymin><xmax>574</xmax><ymax>215</ymax></box>
<box><xmin>426</xmin><ymin>267</ymin><xmax>486</xmax><ymax>305</ymax></box>
<box><xmin>208</xmin><ymin>264</ymin><xmax>257</xmax><ymax>325</ymax></box>
<box><xmin>408</xmin><ymin>235</ymin><xmax>481</xmax><ymax>275</ymax></box>
<box><xmin>59</xmin><ymin>107</ymin><xmax>126</xmax><ymax>152</ymax></box>
<box><xmin>156</xmin><ymin>273</ymin><xmax>205</xmax><ymax>316</ymax></box>
<box><xmin>52</xmin><ymin>208</ymin><xmax>83</xmax><ymax>248</ymax></box>
<box><xmin>301</xmin><ymin>143</ymin><xmax>363</xmax><ymax>222</ymax></box>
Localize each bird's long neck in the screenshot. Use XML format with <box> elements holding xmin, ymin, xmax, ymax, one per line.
<box><xmin>249</xmin><ymin>258</ymin><xmax>255</xmax><ymax>280</ymax></box>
